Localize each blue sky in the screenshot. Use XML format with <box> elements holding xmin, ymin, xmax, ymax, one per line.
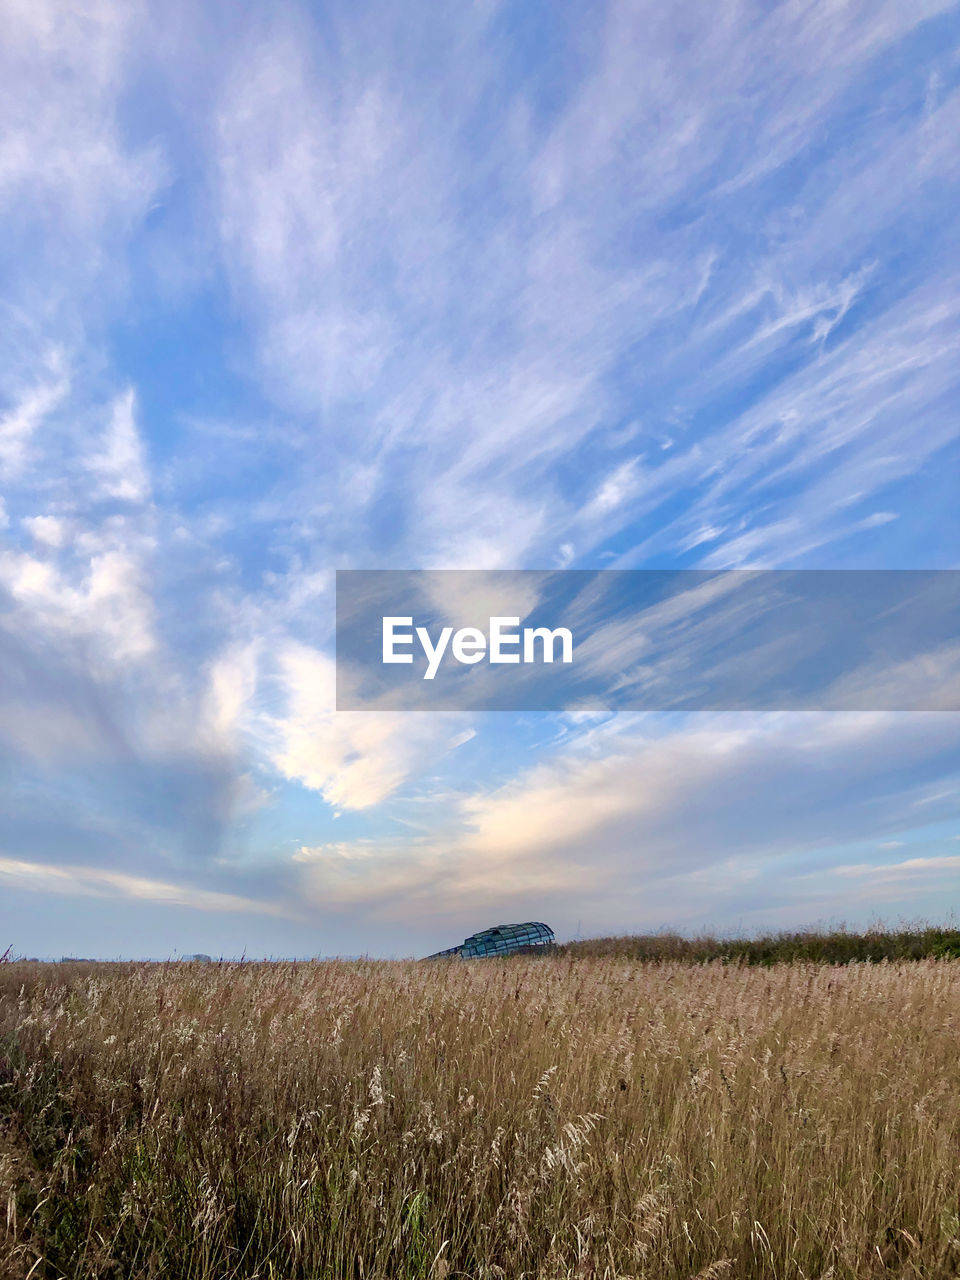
<box><xmin>1</xmin><ymin>0</ymin><xmax>959</xmax><ymax>958</ymax></box>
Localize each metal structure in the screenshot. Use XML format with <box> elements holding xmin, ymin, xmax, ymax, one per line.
<box><xmin>425</xmin><ymin>921</ymin><xmax>555</xmax><ymax>959</ymax></box>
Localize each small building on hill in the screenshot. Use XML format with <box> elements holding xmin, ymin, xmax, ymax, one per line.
<box><xmin>425</xmin><ymin>921</ymin><xmax>555</xmax><ymax>959</ymax></box>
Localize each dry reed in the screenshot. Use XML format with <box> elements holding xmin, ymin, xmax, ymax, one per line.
<box><xmin>1</xmin><ymin>956</ymin><xmax>959</xmax><ymax>1279</ymax></box>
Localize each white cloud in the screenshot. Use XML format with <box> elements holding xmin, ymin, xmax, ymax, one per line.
<box><xmin>0</xmin><ymin>537</ymin><xmax>155</xmax><ymax>663</ymax></box>
<box><xmin>821</xmin><ymin>641</ymin><xmax>960</xmax><ymax>713</ymax></box>
<box><xmin>2</xmin><ymin>0</ymin><xmax>959</xmax><ymax>951</ymax></box>
<box><xmin>263</xmin><ymin>643</ymin><xmax>469</xmax><ymax>811</ymax></box>
<box><xmin>88</xmin><ymin>389</ymin><xmax>151</xmax><ymax>504</ymax></box>
<box><xmin>290</xmin><ymin>711</ymin><xmax>960</xmax><ymax>928</ymax></box>
<box><xmin>580</xmin><ymin>458</ymin><xmax>644</xmax><ymax>523</ymax></box>
<box><xmin>206</xmin><ymin>642</ymin><xmax>261</xmax><ymax>741</ymax></box>
<box><xmin>0</xmin><ymin>0</ymin><xmax>164</xmax><ymax>303</ymax></box>
<box><xmin>833</xmin><ymin>854</ymin><xmax>960</xmax><ymax>880</ymax></box>
<box><xmin>0</xmin><ymin>855</ymin><xmax>292</xmax><ymax>917</ymax></box>
<box><xmin>207</xmin><ymin>0</ymin><xmax>960</xmax><ymax>580</ymax></box>
<box><xmin>22</xmin><ymin>514</ymin><xmax>68</xmax><ymax>548</ymax></box>
<box><xmin>0</xmin><ymin>354</ymin><xmax>69</xmax><ymax>478</ymax></box>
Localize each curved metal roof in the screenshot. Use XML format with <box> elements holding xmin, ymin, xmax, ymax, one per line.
<box><xmin>425</xmin><ymin>921</ymin><xmax>555</xmax><ymax>959</ymax></box>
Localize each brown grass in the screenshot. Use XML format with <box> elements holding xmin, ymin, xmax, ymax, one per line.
<box><xmin>2</xmin><ymin>957</ymin><xmax>959</xmax><ymax>1279</ymax></box>
<box><xmin>560</xmin><ymin>924</ymin><xmax>960</xmax><ymax>964</ymax></box>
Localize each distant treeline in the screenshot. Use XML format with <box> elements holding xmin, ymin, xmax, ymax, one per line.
<box><xmin>560</xmin><ymin>924</ymin><xmax>960</xmax><ymax>964</ymax></box>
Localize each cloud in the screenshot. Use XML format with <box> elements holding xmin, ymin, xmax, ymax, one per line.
<box><xmin>87</xmin><ymin>389</ymin><xmax>151</xmax><ymax>504</ymax></box>
<box><xmin>0</xmin><ymin>0</ymin><xmax>165</xmax><ymax>307</ymax></box>
<box><xmin>205</xmin><ymin>642</ymin><xmax>262</xmax><ymax>741</ymax></box>
<box><xmin>0</xmin><ymin>352</ymin><xmax>69</xmax><ymax>479</ymax></box>
<box><xmin>290</xmin><ymin>711</ymin><xmax>960</xmax><ymax>931</ymax></box>
<box><xmin>0</xmin><ymin>533</ymin><xmax>155</xmax><ymax>664</ymax></box>
<box><xmin>3</xmin><ymin>0</ymin><xmax>960</xmax><ymax>954</ymax></box>
<box><xmin>205</xmin><ymin>0</ymin><xmax>960</xmax><ymax>584</ymax></box>
<box><xmin>263</xmin><ymin>642</ymin><xmax>471</xmax><ymax>811</ymax></box>
<box><xmin>0</xmin><ymin>855</ymin><xmax>292</xmax><ymax>917</ymax></box>
<box><xmin>833</xmin><ymin>854</ymin><xmax>960</xmax><ymax>880</ymax></box>
<box><xmin>22</xmin><ymin>515</ymin><xmax>68</xmax><ymax>548</ymax></box>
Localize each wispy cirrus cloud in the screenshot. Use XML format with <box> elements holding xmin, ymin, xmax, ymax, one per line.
<box><xmin>0</xmin><ymin>0</ymin><xmax>165</xmax><ymax>308</ymax></box>
<box><xmin>2</xmin><ymin>0</ymin><xmax>960</xmax><ymax>955</ymax></box>
<box><xmin>211</xmin><ymin>0</ymin><xmax>960</xmax><ymax>576</ymax></box>
<box><xmin>0</xmin><ymin>855</ymin><xmax>292</xmax><ymax>918</ymax></box>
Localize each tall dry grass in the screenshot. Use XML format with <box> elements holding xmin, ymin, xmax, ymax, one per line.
<box><xmin>2</xmin><ymin>957</ymin><xmax>959</xmax><ymax>1279</ymax></box>
<box><xmin>561</xmin><ymin>924</ymin><xmax>960</xmax><ymax>964</ymax></box>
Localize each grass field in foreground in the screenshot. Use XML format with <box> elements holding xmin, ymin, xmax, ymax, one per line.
<box><xmin>2</xmin><ymin>952</ymin><xmax>959</xmax><ymax>1279</ymax></box>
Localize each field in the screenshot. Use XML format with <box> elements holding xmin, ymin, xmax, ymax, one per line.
<box><xmin>2</xmin><ymin>952</ymin><xmax>959</xmax><ymax>1279</ymax></box>
<box><xmin>562</xmin><ymin>925</ymin><xmax>960</xmax><ymax>964</ymax></box>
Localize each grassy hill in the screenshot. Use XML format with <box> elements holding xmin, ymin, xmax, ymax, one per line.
<box><xmin>561</xmin><ymin>923</ymin><xmax>960</xmax><ymax>964</ymax></box>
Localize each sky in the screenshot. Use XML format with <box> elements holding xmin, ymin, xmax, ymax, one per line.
<box><xmin>1</xmin><ymin>0</ymin><xmax>959</xmax><ymax>959</ymax></box>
